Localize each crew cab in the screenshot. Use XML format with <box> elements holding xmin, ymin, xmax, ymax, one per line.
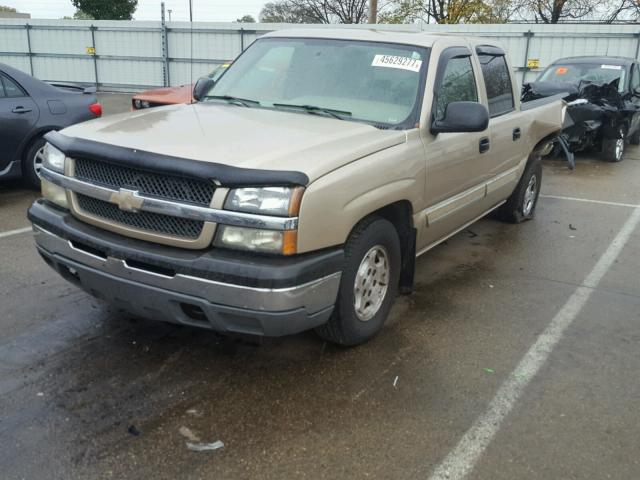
<box><xmin>28</xmin><ymin>30</ymin><xmax>564</xmax><ymax>346</ymax></box>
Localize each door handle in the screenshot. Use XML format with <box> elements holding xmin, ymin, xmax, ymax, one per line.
<box><xmin>513</xmin><ymin>127</ymin><xmax>522</xmax><ymax>141</ymax></box>
<box><xmin>479</xmin><ymin>137</ymin><xmax>490</xmax><ymax>154</ymax></box>
<box><xmin>12</xmin><ymin>106</ymin><xmax>33</xmax><ymax>114</ymax></box>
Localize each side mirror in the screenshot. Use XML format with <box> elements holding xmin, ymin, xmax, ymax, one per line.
<box><xmin>193</xmin><ymin>77</ymin><xmax>215</xmax><ymax>102</ymax></box>
<box><xmin>431</xmin><ymin>101</ymin><xmax>489</xmax><ymax>134</ymax></box>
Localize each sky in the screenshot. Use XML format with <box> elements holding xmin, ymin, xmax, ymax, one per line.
<box><xmin>3</xmin><ymin>0</ymin><xmax>268</xmax><ymax>22</ymax></box>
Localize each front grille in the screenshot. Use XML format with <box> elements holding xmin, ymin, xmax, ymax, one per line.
<box><xmin>77</xmin><ymin>194</ymin><xmax>204</xmax><ymax>239</ymax></box>
<box><xmin>74</xmin><ymin>157</ymin><xmax>214</xmax><ymax>207</ymax></box>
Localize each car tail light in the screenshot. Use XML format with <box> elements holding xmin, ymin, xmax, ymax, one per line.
<box><xmin>89</xmin><ymin>103</ymin><xmax>102</xmax><ymax>117</ymax></box>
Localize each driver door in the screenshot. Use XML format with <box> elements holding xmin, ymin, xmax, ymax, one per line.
<box><xmin>418</xmin><ymin>47</ymin><xmax>490</xmax><ymax>252</ymax></box>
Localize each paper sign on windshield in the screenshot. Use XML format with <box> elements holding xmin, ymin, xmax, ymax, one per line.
<box><xmin>372</xmin><ymin>55</ymin><xmax>422</xmax><ymax>72</ymax></box>
<box><xmin>601</xmin><ymin>64</ymin><xmax>622</xmax><ymax>70</ymax></box>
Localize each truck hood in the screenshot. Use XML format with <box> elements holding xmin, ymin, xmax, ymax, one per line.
<box><xmin>61</xmin><ymin>103</ymin><xmax>407</xmax><ymax>184</ymax></box>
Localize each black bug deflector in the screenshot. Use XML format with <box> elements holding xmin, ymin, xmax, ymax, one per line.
<box><xmin>45</xmin><ymin>131</ymin><xmax>310</xmax><ymax>188</ymax></box>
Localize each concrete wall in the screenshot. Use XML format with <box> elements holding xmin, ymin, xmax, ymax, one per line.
<box><xmin>1</xmin><ymin>19</ymin><xmax>640</xmax><ymax>90</ymax></box>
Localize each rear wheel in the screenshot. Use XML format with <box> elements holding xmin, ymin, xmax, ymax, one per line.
<box><xmin>628</xmin><ymin>128</ymin><xmax>640</xmax><ymax>145</ymax></box>
<box><xmin>22</xmin><ymin>136</ymin><xmax>47</xmax><ymax>189</ymax></box>
<box><xmin>316</xmin><ymin>217</ymin><xmax>401</xmax><ymax>346</ymax></box>
<box><xmin>602</xmin><ymin>127</ymin><xmax>625</xmax><ymax>162</ymax></box>
<box><xmin>495</xmin><ymin>159</ymin><xmax>542</xmax><ymax>224</ymax></box>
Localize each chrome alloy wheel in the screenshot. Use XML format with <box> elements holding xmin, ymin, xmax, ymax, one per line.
<box><xmin>33</xmin><ymin>145</ymin><xmax>46</xmax><ymax>176</ymax></box>
<box><xmin>615</xmin><ymin>137</ymin><xmax>624</xmax><ymax>161</ymax></box>
<box><xmin>522</xmin><ymin>174</ymin><xmax>538</xmax><ymax>217</ymax></box>
<box><xmin>353</xmin><ymin>245</ymin><xmax>390</xmax><ymax>322</ymax></box>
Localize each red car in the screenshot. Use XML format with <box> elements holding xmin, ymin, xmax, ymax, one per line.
<box><xmin>131</xmin><ymin>63</ymin><xmax>230</xmax><ymax>110</ymax></box>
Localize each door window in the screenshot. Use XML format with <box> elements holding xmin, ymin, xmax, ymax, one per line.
<box><xmin>0</xmin><ymin>78</ymin><xmax>5</xmax><ymax>98</ymax></box>
<box><xmin>434</xmin><ymin>56</ymin><xmax>477</xmax><ymax>121</ymax></box>
<box><xmin>477</xmin><ymin>54</ymin><xmax>514</xmax><ymax>117</ymax></box>
<box><xmin>1</xmin><ymin>74</ymin><xmax>25</xmax><ymax>98</ymax></box>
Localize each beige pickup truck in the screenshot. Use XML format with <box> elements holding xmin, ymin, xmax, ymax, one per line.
<box><xmin>29</xmin><ymin>29</ymin><xmax>564</xmax><ymax>346</ymax></box>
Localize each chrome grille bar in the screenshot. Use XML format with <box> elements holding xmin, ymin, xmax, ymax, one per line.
<box><xmin>41</xmin><ymin>168</ymin><xmax>298</xmax><ymax>231</ymax></box>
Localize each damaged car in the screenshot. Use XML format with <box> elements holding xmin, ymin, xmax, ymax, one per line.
<box><xmin>522</xmin><ymin>56</ymin><xmax>640</xmax><ymax>165</ymax></box>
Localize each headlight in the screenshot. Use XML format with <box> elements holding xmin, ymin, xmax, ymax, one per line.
<box><xmin>215</xmin><ymin>226</ymin><xmax>297</xmax><ymax>255</ymax></box>
<box><xmin>225</xmin><ymin>187</ymin><xmax>302</xmax><ymax>217</ymax></box>
<box><xmin>133</xmin><ymin>99</ymin><xmax>151</xmax><ymax>109</ymax></box>
<box><xmin>219</xmin><ymin>187</ymin><xmax>303</xmax><ymax>254</ymax></box>
<box><xmin>41</xmin><ymin>178</ymin><xmax>69</xmax><ymax>209</ymax></box>
<box><xmin>42</xmin><ymin>143</ymin><xmax>65</xmax><ymax>173</ymax></box>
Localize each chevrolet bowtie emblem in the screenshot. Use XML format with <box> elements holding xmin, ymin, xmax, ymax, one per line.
<box><xmin>109</xmin><ymin>188</ymin><xmax>144</xmax><ymax>212</ymax></box>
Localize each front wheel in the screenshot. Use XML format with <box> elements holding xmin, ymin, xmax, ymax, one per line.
<box><xmin>602</xmin><ymin>127</ymin><xmax>625</xmax><ymax>162</ymax></box>
<box><xmin>495</xmin><ymin>159</ymin><xmax>542</xmax><ymax>224</ymax></box>
<box><xmin>316</xmin><ymin>217</ymin><xmax>401</xmax><ymax>346</ymax></box>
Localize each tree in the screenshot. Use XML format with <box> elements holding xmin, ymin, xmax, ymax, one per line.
<box><xmin>260</xmin><ymin>0</ymin><xmax>368</xmax><ymax>24</ymax></box>
<box><xmin>0</xmin><ymin>5</ymin><xmax>17</xmax><ymax>12</ymax></box>
<box><xmin>260</xmin><ymin>1</ymin><xmax>320</xmax><ymax>22</ymax></box>
<box><xmin>236</xmin><ymin>14</ymin><xmax>256</xmax><ymax>22</ymax></box>
<box><xmin>525</xmin><ymin>0</ymin><xmax>596</xmax><ymax>23</ymax></box>
<box><xmin>63</xmin><ymin>9</ymin><xmax>94</xmax><ymax>19</ymax></box>
<box><xmin>70</xmin><ymin>0</ymin><xmax>138</xmax><ymax>20</ymax></box>
<box><xmin>379</xmin><ymin>0</ymin><xmax>510</xmax><ymax>24</ymax></box>
<box><xmin>512</xmin><ymin>0</ymin><xmax>632</xmax><ymax>23</ymax></box>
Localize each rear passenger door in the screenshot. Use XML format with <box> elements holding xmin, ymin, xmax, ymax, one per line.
<box><xmin>475</xmin><ymin>47</ymin><xmax>521</xmax><ymax>189</ymax></box>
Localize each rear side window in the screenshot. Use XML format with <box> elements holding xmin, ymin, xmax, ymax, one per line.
<box><xmin>434</xmin><ymin>56</ymin><xmax>477</xmax><ymax>121</ymax></box>
<box><xmin>477</xmin><ymin>54</ymin><xmax>514</xmax><ymax>117</ymax></box>
<box><xmin>1</xmin><ymin>73</ymin><xmax>25</xmax><ymax>98</ymax></box>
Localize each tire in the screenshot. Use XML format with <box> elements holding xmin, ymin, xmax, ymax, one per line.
<box><xmin>628</xmin><ymin>128</ymin><xmax>640</xmax><ymax>146</ymax></box>
<box><xmin>316</xmin><ymin>217</ymin><xmax>401</xmax><ymax>346</ymax></box>
<box><xmin>22</xmin><ymin>136</ymin><xmax>47</xmax><ymax>189</ymax></box>
<box><xmin>602</xmin><ymin>127</ymin><xmax>625</xmax><ymax>162</ymax></box>
<box><xmin>495</xmin><ymin>159</ymin><xmax>542</xmax><ymax>224</ymax></box>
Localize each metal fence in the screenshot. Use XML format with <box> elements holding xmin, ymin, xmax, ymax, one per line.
<box><xmin>2</xmin><ymin>19</ymin><xmax>640</xmax><ymax>91</ymax></box>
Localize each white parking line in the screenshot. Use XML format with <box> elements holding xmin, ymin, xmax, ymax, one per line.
<box><xmin>0</xmin><ymin>227</ymin><xmax>32</xmax><ymax>239</ymax></box>
<box><xmin>428</xmin><ymin>206</ymin><xmax>640</xmax><ymax>480</ymax></box>
<box><xmin>541</xmin><ymin>194</ymin><xmax>640</xmax><ymax>209</ymax></box>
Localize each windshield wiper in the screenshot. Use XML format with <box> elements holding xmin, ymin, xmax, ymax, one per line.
<box><xmin>272</xmin><ymin>103</ymin><xmax>352</xmax><ymax>120</ymax></box>
<box><xmin>206</xmin><ymin>95</ymin><xmax>260</xmax><ymax>107</ymax></box>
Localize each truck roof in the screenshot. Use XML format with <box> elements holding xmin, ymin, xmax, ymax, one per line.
<box><xmin>263</xmin><ymin>28</ymin><xmax>495</xmax><ymax>50</ymax></box>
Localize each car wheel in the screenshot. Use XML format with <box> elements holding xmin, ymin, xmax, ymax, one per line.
<box><xmin>315</xmin><ymin>216</ymin><xmax>401</xmax><ymax>346</ymax></box>
<box><xmin>628</xmin><ymin>128</ymin><xmax>640</xmax><ymax>146</ymax></box>
<box><xmin>602</xmin><ymin>127</ymin><xmax>625</xmax><ymax>162</ymax></box>
<box><xmin>22</xmin><ymin>136</ymin><xmax>47</xmax><ymax>189</ymax></box>
<box><xmin>495</xmin><ymin>159</ymin><xmax>542</xmax><ymax>224</ymax></box>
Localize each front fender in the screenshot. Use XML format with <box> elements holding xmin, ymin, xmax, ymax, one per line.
<box><xmin>296</xmin><ymin>141</ymin><xmax>425</xmax><ymax>253</ymax></box>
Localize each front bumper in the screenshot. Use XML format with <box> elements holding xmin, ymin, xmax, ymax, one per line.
<box><xmin>28</xmin><ymin>200</ymin><xmax>343</xmax><ymax>336</ymax></box>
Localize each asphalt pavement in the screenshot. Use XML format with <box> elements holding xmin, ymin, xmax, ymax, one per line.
<box><xmin>0</xmin><ymin>95</ymin><xmax>639</xmax><ymax>479</ymax></box>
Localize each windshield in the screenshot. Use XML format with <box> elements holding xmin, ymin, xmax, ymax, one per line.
<box><xmin>204</xmin><ymin>38</ymin><xmax>429</xmax><ymax>128</ymax></box>
<box><xmin>538</xmin><ymin>62</ymin><xmax>627</xmax><ymax>93</ymax></box>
